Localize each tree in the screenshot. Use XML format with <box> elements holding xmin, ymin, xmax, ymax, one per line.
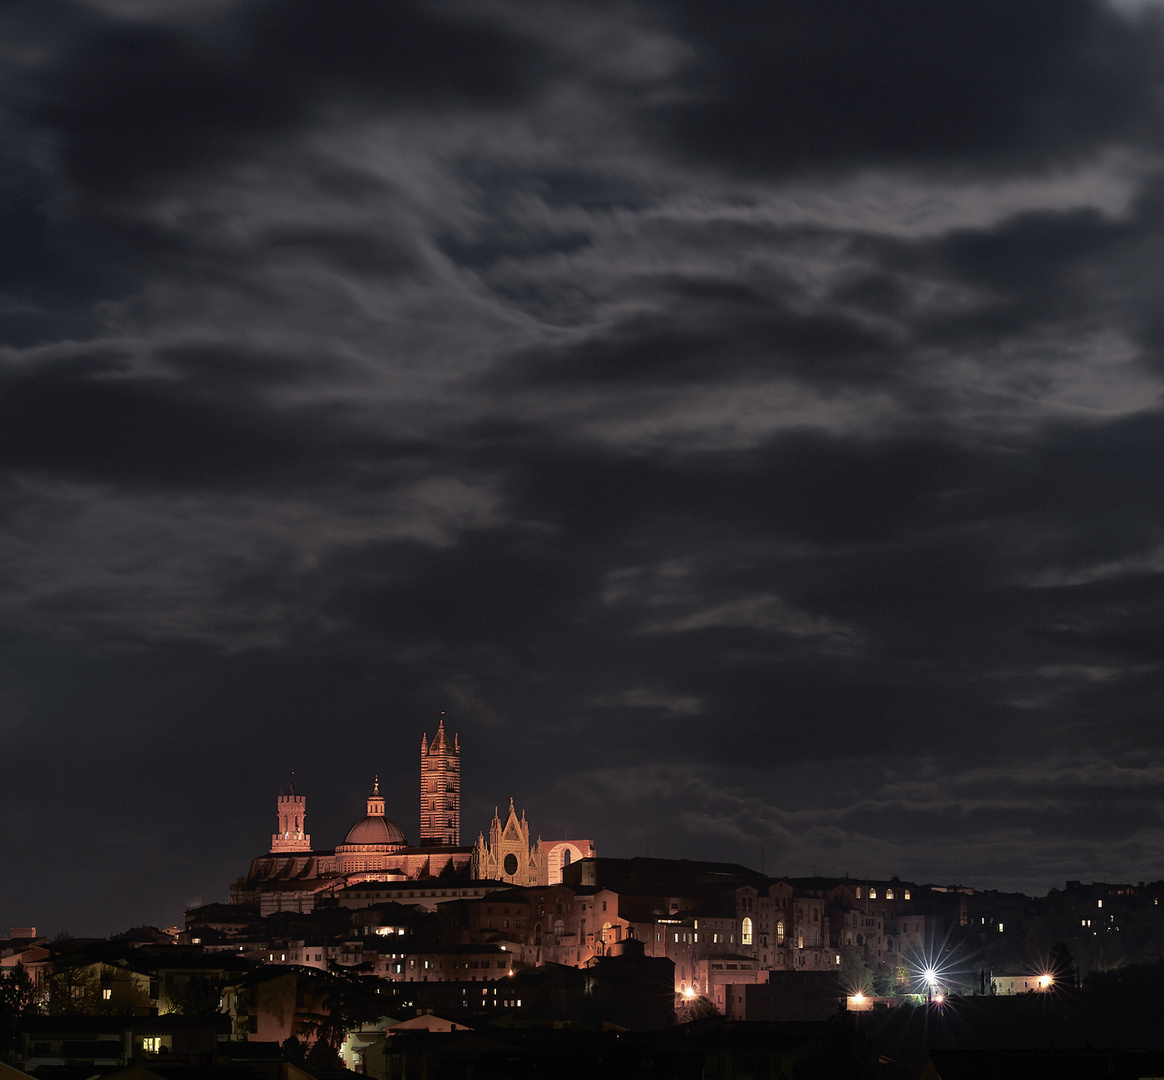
<box><xmin>794</xmin><ymin>1008</ymin><xmax>879</xmax><ymax>1080</ymax></box>
<box><xmin>45</xmin><ymin>957</ymin><xmax>100</xmax><ymax>1015</ymax></box>
<box><xmin>281</xmin><ymin>1035</ymin><xmax>306</xmax><ymax>1066</ymax></box>
<box><xmin>162</xmin><ymin>974</ymin><xmax>223</xmax><ymax>1020</ymax></box>
<box><xmin>838</xmin><ymin>948</ymin><xmax>874</xmax><ymax>996</ymax></box>
<box><xmin>1049</xmin><ymin>941</ymin><xmax>1077</xmax><ymax>987</ymax></box>
<box><xmin>0</xmin><ymin>963</ymin><xmax>38</xmax><ymax>1057</ymax></box>
<box><xmin>305</xmin><ymin>1038</ymin><xmax>343</xmax><ymax>1072</ymax></box>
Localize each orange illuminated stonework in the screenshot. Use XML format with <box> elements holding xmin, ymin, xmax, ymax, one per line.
<box><xmin>471</xmin><ymin>801</ymin><xmax>595</xmax><ymax>887</ymax></box>
<box><xmin>270</xmin><ymin>781</ymin><xmax>310</xmax><ymax>854</ymax></box>
<box><xmin>420</xmin><ymin>718</ymin><xmax>460</xmax><ymax>846</ymax></box>
<box><xmin>231</xmin><ymin>728</ymin><xmax>472</xmax><ymax>915</ymax></box>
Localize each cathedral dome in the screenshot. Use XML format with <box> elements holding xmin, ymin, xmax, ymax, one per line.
<box><xmin>344</xmin><ymin>814</ymin><xmax>406</xmax><ymax>847</ymax></box>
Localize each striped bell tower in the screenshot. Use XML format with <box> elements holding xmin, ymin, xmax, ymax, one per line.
<box><xmin>420</xmin><ymin>717</ymin><xmax>460</xmax><ymax>846</ymax></box>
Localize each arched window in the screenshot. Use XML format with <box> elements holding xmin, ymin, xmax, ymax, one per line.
<box><xmin>856</xmin><ymin>887</ymin><xmax>862</xmax><ymax>899</ymax></box>
<box><xmin>904</xmin><ymin>890</ymin><xmax>911</xmax><ymax>901</ymax></box>
<box><xmin>869</xmin><ymin>888</ymin><xmax>877</xmax><ymax>899</ymax></box>
<box><xmin>742</xmin><ymin>917</ymin><xmax>753</xmax><ymax>946</ymax></box>
<box><xmin>563</xmin><ymin>848</ymin><xmax>572</xmax><ymax>867</ymax></box>
<box><xmin>776</xmin><ymin>921</ymin><xmax>785</xmax><ymax>944</ymax></box>
<box><xmin>887</xmin><ymin>889</ymin><xmax>894</xmax><ymax>900</ymax></box>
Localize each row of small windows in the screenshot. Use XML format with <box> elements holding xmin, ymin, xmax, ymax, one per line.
<box><xmin>855</xmin><ymin>886</ymin><xmax>910</xmax><ymax>901</ymax></box>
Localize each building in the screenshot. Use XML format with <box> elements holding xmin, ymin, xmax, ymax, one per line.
<box><xmin>471</xmin><ymin>800</ymin><xmax>595</xmax><ymax>888</ymax></box>
<box><xmin>472</xmin><ymin>800</ymin><xmax>544</xmax><ymax>886</ymax></box>
<box><xmin>230</xmin><ymin>720</ymin><xmax>473</xmax><ymax>914</ymax></box>
<box><xmin>420</xmin><ymin>722</ymin><xmax>460</xmax><ymax>846</ymax></box>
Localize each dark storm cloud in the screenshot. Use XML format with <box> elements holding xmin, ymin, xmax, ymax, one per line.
<box><xmin>492</xmin><ymin>278</ymin><xmax>897</xmax><ymax>389</ymax></box>
<box><xmin>3</xmin><ymin>0</ymin><xmax>1164</xmax><ymax>936</ymax></box>
<box><xmin>650</xmin><ymin>0</ymin><xmax>1164</xmax><ymax>175</ymax></box>
<box><xmin>0</xmin><ymin>349</ymin><xmax>429</xmax><ymax>489</ymax></box>
<box><xmin>13</xmin><ymin>0</ymin><xmax>548</xmax><ymax>196</ymax></box>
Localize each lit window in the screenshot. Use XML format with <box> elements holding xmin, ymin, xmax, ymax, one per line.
<box><xmin>886</xmin><ymin>889</ymin><xmax>894</xmax><ymax>900</ymax></box>
<box><xmin>776</xmin><ymin>921</ymin><xmax>785</xmax><ymax>944</ymax></box>
<box><xmin>102</xmin><ymin>988</ymin><xmax>112</xmax><ymax>1000</ymax></box>
<box><xmin>1098</xmin><ymin>899</ymin><xmax>1103</xmax><ymax>908</ymax></box>
<box><xmin>869</xmin><ymin>888</ymin><xmax>877</xmax><ymax>899</ymax></box>
<box><xmin>904</xmin><ymin>890</ymin><xmax>911</xmax><ymax>900</ymax></box>
<box><xmin>742</xmin><ymin>918</ymin><xmax>753</xmax><ymax>946</ymax></box>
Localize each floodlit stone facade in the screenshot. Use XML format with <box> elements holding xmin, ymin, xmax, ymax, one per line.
<box><xmin>420</xmin><ymin>719</ymin><xmax>460</xmax><ymax>846</ymax></box>
<box><xmin>230</xmin><ymin>726</ymin><xmax>472</xmax><ymax>913</ymax></box>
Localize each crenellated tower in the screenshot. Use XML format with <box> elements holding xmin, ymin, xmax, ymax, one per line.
<box><xmin>420</xmin><ymin>717</ymin><xmax>460</xmax><ymax>846</ymax></box>
<box><xmin>270</xmin><ymin>778</ymin><xmax>311</xmax><ymax>854</ymax></box>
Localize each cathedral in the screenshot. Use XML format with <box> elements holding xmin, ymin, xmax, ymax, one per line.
<box><xmin>471</xmin><ymin>800</ymin><xmax>595</xmax><ymax>887</ymax></box>
<box><xmin>231</xmin><ymin>719</ymin><xmax>472</xmax><ymax>913</ymax></box>
<box><xmin>229</xmin><ymin>719</ymin><xmax>594</xmax><ymax>913</ymax></box>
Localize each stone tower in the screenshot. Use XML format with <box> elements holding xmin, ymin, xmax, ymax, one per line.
<box><xmin>270</xmin><ymin>779</ymin><xmax>311</xmax><ymax>854</ymax></box>
<box><xmin>420</xmin><ymin>717</ymin><xmax>460</xmax><ymax>846</ymax></box>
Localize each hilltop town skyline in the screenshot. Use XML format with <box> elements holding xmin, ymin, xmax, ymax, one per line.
<box><xmin>5</xmin><ymin>731</ymin><xmax>1154</xmax><ymax>939</ymax></box>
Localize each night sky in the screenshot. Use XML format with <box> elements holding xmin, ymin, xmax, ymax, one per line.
<box><xmin>5</xmin><ymin>0</ymin><xmax>1164</xmax><ymax>938</ymax></box>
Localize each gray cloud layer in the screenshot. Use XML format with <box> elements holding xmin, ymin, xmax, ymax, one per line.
<box><xmin>3</xmin><ymin>0</ymin><xmax>1164</xmax><ymax>934</ymax></box>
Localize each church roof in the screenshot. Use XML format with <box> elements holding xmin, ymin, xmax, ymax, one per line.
<box><xmin>344</xmin><ymin>814</ymin><xmax>406</xmax><ymax>846</ymax></box>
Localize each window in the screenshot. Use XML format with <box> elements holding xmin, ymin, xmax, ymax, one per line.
<box><xmin>869</xmin><ymin>888</ymin><xmax>877</xmax><ymax>899</ymax></box>
<box><xmin>886</xmin><ymin>889</ymin><xmax>894</xmax><ymax>900</ymax></box>
<box><xmin>776</xmin><ymin>921</ymin><xmax>785</xmax><ymax>944</ymax></box>
<box><xmin>143</xmin><ymin>1038</ymin><xmax>161</xmax><ymax>1054</ymax></box>
<box><xmin>742</xmin><ymin>917</ymin><xmax>753</xmax><ymax>946</ymax></box>
<box><xmin>904</xmin><ymin>890</ymin><xmax>911</xmax><ymax>901</ymax></box>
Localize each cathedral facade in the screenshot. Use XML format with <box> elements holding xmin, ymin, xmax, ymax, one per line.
<box><xmin>472</xmin><ymin>800</ymin><xmax>595</xmax><ymax>888</ymax></box>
